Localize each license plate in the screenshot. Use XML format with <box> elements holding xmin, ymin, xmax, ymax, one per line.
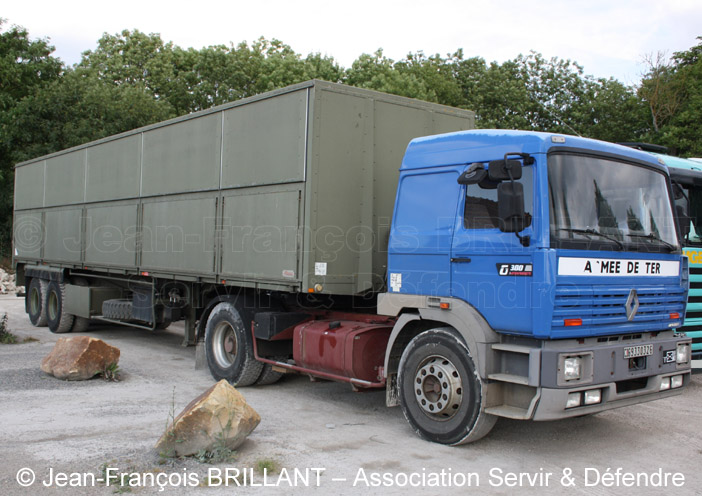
<box><xmin>624</xmin><ymin>344</ymin><xmax>653</xmax><ymax>359</ymax></box>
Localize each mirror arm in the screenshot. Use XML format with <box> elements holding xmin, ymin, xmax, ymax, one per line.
<box><xmin>503</xmin><ymin>155</ymin><xmax>531</xmax><ymax>247</ymax></box>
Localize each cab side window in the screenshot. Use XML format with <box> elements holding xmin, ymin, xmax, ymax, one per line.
<box><xmin>464</xmin><ymin>166</ymin><xmax>533</xmax><ymax>229</ymax></box>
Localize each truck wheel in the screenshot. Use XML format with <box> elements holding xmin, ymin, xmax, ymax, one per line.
<box><xmin>155</xmin><ymin>319</ymin><xmax>171</xmax><ymax>330</ymax></box>
<box><xmin>70</xmin><ymin>317</ymin><xmax>90</xmax><ymax>333</ymax></box>
<box><xmin>205</xmin><ymin>302</ymin><xmax>263</xmax><ymax>386</ymax></box>
<box><xmin>27</xmin><ymin>278</ymin><xmax>48</xmax><ymax>327</ymax></box>
<box><xmin>255</xmin><ymin>363</ymin><xmax>284</xmax><ymax>385</ymax></box>
<box><xmin>398</xmin><ymin>327</ymin><xmax>496</xmax><ymax>445</ymax></box>
<box><xmin>46</xmin><ymin>281</ymin><xmax>75</xmax><ymax>334</ymax></box>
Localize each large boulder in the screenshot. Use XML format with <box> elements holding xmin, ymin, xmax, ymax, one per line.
<box><xmin>155</xmin><ymin>380</ymin><xmax>260</xmax><ymax>457</ymax></box>
<box><xmin>41</xmin><ymin>336</ymin><xmax>120</xmax><ymax>381</ymax></box>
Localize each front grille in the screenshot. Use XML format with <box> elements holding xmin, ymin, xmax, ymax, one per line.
<box><xmin>552</xmin><ymin>285</ymin><xmax>686</xmax><ymax>336</ymax></box>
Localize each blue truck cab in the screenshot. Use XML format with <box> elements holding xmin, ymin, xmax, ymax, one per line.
<box><xmin>378</xmin><ymin>130</ymin><xmax>692</xmax><ymax>445</ymax></box>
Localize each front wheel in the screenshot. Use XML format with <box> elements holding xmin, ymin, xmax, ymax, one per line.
<box><xmin>204</xmin><ymin>302</ymin><xmax>263</xmax><ymax>386</ymax></box>
<box><xmin>398</xmin><ymin>328</ymin><xmax>496</xmax><ymax>445</ymax></box>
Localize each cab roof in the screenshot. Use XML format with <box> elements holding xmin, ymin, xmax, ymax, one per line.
<box><xmin>401</xmin><ymin>129</ymin><xmax>666</xmax><ymax>172</ymax></box>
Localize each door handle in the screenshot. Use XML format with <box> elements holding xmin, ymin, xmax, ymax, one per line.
<box><xmin>451</xmin><ymin>257</ymin><xmax>471</xmax><ymax>263</ymax></box>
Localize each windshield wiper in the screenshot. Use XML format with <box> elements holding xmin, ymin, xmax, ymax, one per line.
<box><xmin>626</xmin><ymin>232</ymin><xmax>677</xmax><ymax>252</ymax></box>
<box><xmin>556</xmin><ymin>228</ymin><xmax>624</xmax><ymax>249</ymax></box>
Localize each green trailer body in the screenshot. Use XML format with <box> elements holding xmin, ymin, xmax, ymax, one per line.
<box><xmin>13</xmin><ymin>80</ymin><xmax>475</xmax><ymax>296</ymax></box>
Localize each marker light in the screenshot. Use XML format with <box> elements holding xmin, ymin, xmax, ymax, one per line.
<box><xmin>564</xmin><ymin>318</ymin><xmax>582</xmax><ymax>327</ymax></box>
<box><xmin>676</xmin><ymin>343</ymin><xmax>691</xmax><ymax>364</ymax></box>
<box><xmin>670</xmin><ymin>313</ymin><xmax>680</xmax><ymax>320</ymax></box>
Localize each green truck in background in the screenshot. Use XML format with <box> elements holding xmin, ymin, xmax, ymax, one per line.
<box><xmin>622</xmin><ymin>143</ymin><xmax>702</xmax><ymax>367</ymax></box>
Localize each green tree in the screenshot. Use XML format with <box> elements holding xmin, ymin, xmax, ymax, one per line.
<box><xmin>650</xmin><ymin>38</ymin><xmax>702</xmax><ymax>156</ymax></box>
<box><xmin>0</xmin><ymin>20</ymin><xmax>63</xmax><ymax>256</ymax></box>
<box><xmin>345</xmin><ymin>49</ymin><xmax>433</xmax><ymax>100</ymax></box>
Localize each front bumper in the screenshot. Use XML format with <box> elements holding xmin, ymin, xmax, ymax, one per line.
<box><xmin>532</xmin><ymin>370</ymin><xmax>691</xmax><ymax>420</ymax></box>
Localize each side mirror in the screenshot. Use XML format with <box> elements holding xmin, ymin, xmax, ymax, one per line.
<box><xmin>489</xmin><ymin>159</ymin><xmax>522</xmax><ymax>181</ymax></box>
<box><xmin>673</xmin><ymin>183</ymin><xmax>685</xmax><ymax>201</ymax></box>
<box><xmin>498</xmin><ymin>182</ymin><xmax>526</xmax><ymax>233</ymax></box>
<box><xmin>458</xmin><ymin>163</ymin><xmax>487</xmax><ymax>185</ymax></box>
<box><xmin>676</xmin><ymin>204</ymin><xmax>691</xmax><ymax>240</ymax></box>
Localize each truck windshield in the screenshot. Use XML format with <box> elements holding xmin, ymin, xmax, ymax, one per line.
<box><xmin>549</xmin><ymin>153</ymin><xmax>679</xmax><ymax>253</ymax></box>
<box><xmin>674</xmin><ymin>183</ymin><xmax>702</xmax><ymax>246</ymax></box>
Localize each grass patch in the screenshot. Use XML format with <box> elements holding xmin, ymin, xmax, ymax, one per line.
<box><xmin>255</xmin><ymin>458</ymin><xmax>280</xmax><ymax>474</ymax></box>
<box><xmin>0</xmin><ymin>314</ymin><xmax>18</xmax><ymax>344</ymax></box>
<box><xmin>100</xmin><ymin>362</ymin><xmax>121</xmax><ymax>382</ymax></box>
<box><xmin>158</xmin><ymin>387</ymin><xmax>182</xmax><ymax>464</ymax></box>
<box><xmin>22</xmin><ymin>336</ymin><xmax>39</xmax><ymax>343</ymax></box>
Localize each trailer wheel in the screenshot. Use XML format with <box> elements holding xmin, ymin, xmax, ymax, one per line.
<box><xmin>27</xmin><ymin>278</ymin><xmax>48</xmax><ymax>327</ymax></box>
<box><xmin>68</xmin><ymin>277</ymin><xmax>91</xmax><ymax>333</ymax></box>
<box><xmin>204</xmin><ymin>302</ymin><xmax>263</xmax><ymax>386</ymax></box>
<box><xmin>398</xmin><ymin>327</ymin><xmax>496</xmax><ymax>445</ymax></box>
<box><xmin>46</xmin><ymin>281</ymin><xmax>75</xmax><ymax>334</ymax></box>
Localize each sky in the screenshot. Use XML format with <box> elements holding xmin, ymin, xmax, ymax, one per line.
<box><xmin>3</xmin><ymin>0</ymin><xmax>701</xmax><ymax>86</ymax></box>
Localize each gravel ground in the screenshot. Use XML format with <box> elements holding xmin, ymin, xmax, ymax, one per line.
<box><xmin>0</xmin><ymin>294</ymin><xmax>700</xmax><ymax>496</ymax></box>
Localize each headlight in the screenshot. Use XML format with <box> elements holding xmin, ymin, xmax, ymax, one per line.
<box><xmin>563</xmin><ymin>357</ymin><xmax>582</xmax><ymax>381</ymax></box>
<box><xmin>671</xmin><ymin>375</ymin><xmax>684</xmax><ymax>389</ymax></box>
<box><xmin>676</xmin><ymin>343</ymin><xmax>690</xmax><ymax>364</ymax></box>
<box><xmin>660</xmin><ymin>377</ymin><xmax>671</xmax><ymax>391</ymax></box>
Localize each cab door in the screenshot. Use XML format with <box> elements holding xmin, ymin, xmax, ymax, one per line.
<box><xmin>450</xmin><ymin>164</ymin><xmax>535</xmax><ymax>334</ymax></box>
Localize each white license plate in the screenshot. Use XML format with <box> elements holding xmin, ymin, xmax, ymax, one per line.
<box><xmin>624</xmin><ymin>344</ymin><xmax>653</xmax><ymax>359</ymax></box>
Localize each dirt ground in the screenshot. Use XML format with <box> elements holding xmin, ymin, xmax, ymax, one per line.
<box><xmin>0</xmin><ymin>293</ymin><xmax>701</xmax><ymax>496</ymax></box>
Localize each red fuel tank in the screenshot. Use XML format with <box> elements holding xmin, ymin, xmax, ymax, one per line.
<box><xmin>293</xmin><ymin>320</ymin><xmax>393</xmax><ymax>383</ymax></box>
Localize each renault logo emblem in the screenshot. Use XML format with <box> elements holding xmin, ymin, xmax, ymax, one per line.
<box><xmin>625</xmin><ymin>289</ymin><xmax>639</xmax><ymax>321</ymax></box>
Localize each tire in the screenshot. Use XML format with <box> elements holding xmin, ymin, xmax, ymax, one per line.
<box><xmin>68</xmin><ymin>278</ymin><xmax>91</xmax><ymax>333</ymax></box>
<box><xmin>70</xmin><ymin>316</ymin><xmax>90</xmax><ymax>333</ymax></box>
<box><xmin>255</xmin><ymin>363</ymin><xmax>284</xmax><ymax>385</ymax></box>
<box><xmin>46</xmin><ymin>281</ymin><xmax>75</xmax><ymax>334</ymax></box>
<box><xmin>27</xmin><ymin>278</ymin><xmax>48</xmax><ymax>327</ymax></box>
<box><xmin>102</xmin><ymin>299</ymin><xmax>132</xmax><ymax>320</ymax></box>
<box><xmin>204</xmin><ymin>302</ymin><xmax>263</xmax><ymax>386</ymax></box>
<box><xmin>398</xmin><ymin>327</ymin><xmax>496</xmax><ymax>445</ymax></box>
<box><xmin>155</xmin><ymin>319</ymin><xmax>171</xmax><ymax>330</ymax></box>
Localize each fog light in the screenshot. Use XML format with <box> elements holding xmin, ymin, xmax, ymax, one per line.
<box><xmin>660</xmin><ymin>377</ymin><xmax>671</xmax><ymax>391</ymax></box>
<box><xmin>676</xmin><ymin>343</ymin><xmax>690</xmax><ymax>364</ymax></box>
<box><xmin>671</xmin><ymin>375</ymin><xmax>684</xmax><ymax>389</ymax></box>
<box><xmin>566</xmin><ymin>392</ymin><xmax>582</xmax><ymax>409</ymax></box>
<box><xmin>564</xmin><ymin>357</ymin><xmax>582</xmax><ymax>381</ymax></box>
<box><xmin>584</xmin><ymin>389</ymin><xmax>602</xmax><ymax>405</ymax></box>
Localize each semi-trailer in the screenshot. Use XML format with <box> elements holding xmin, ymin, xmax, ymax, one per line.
<box><xmin>14</xmin><ymin>81</ymin><xmax>692</xmax><ymax>444</ymax></box>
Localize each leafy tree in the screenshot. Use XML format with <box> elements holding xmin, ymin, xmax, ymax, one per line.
<box><xmin>78</xmin><ymin>29</ymin><xmax>177</xmax><ymax>100</ymax></box>
<box><xmin>345</xmin><ymin>49</ymin><xmax>433</xmax><ymax>100</ymax></box>
<box><xmin>0</xmin><ymin>20</ymin><xmax>63</xmax><ymax>256</ymax></box>
<box><xmin>653</xmin><ymin>38</ymin><xmax>702</xmax><ymax>156</ymax></box>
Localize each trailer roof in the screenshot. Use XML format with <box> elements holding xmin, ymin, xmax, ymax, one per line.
<box><xmin>15</xmin><ymin>80</ymin><xmax>472</xmax><ymax>168</ymax></box>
